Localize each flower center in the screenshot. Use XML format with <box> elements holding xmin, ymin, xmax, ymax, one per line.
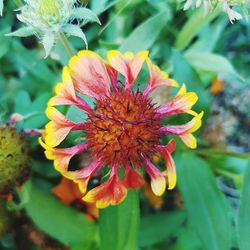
<box><xmin>86</xmin><ymin>90</ymin><xmax>161</xmax><ymax>166</ymax></box>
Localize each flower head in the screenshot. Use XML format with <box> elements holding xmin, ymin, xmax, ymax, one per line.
<box><xmin>40</xmin><ymin>50</ymin><xmax>203</xmax><ymax>208</ymax></box>
<box><xmin>7</xmin><ymin>0</ymin><xmax>100</xmax><ymax>57</ymax></box>
<box><xmin>183</xmin><ymin>0</ymin><xmax>247</xmax><ymax>23</ymax></box>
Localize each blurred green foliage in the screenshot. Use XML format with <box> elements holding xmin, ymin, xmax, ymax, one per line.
<box><xmin>0</xmin><ymin>0</ymin><xmax>250</xmax><ymax>250</ymax></box>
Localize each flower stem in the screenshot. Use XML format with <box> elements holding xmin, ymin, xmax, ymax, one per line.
<box><xmin>58</xmin><ymin>32</ymin><xmax>75</xmax><ymax>58</ymax></box>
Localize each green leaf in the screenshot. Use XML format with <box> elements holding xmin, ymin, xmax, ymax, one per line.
<box><xmin>90</xmin><ymin>0</ymin><xmax>119</xmax><ymax>15</ymax></box>
<box><xmin>90</xmin><ymin>0</ymin><xmax>109</xmax><ymax>14</ymax></box>
<box><xmin>175</xmin><ymin>8</ymin><xmax>220</xmax><ymax>50</ymax></box>
<box><xmin>176</xmin><ymin>153</ymin><xmax>231</xmax><ymax>250</ymax></box>
<box><xmin>42</xmin><ymin>32</ymin><xmax>55</xmax><ymax>58</ymax></box>
<box><xmin>99</xmin><ymin>190</ymin><xmax>139</xmax><ymax>250</ymax></box>
<box><xmin>187</xmin><ymin>17</ymin><xmax>227</xmax><ymax>53</ymax></box>
<box><xmin>71</xmin><ymin>7</ymin><xmax>101</xmax><ymax>25</ymax></box>
<box><xmin>172</xmin><ymin>49</ymin><xmax>212</xmax><ymax>114</ymax></box>
<box><xmin>0</xmin><ymin>27</ymin><xmax>11</xmax><ymax>58</ymax></box>
<box><xmin>6</xmin><ymin>26</ymin><xmax>36</xmax><ymax>37</ymax></box>
<box><xmin>184</xmin><ymin>52</ymin><xmax>242</xmax><ymax>79</ymax></box>
<box><xmin>24</xmin><ymin>184</ymin><xmax>97</xmax><ymax>247</ymax></box>
<box><xmin>138</xmin><ymin>210</ymin><xmax>186</xmax><ymax>247</ymax></box>
<box><xmin>119</xmin><ymin>12</ymin><xmax>169</xmax><ymax>53</ymax></box>
<box><xmin>63</xmin><ymin>24</ymin><xmax>88</xmax><ymax>49</ymax></box>
<box><xmin>238</xmin><ymin>161</ymin><xmax>250</xmax><ymax>250</ymax></box>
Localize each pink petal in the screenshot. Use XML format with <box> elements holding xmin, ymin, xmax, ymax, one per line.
<box><xmin>69</xmin><ymin>50</ymin><xmax>111</xmax><ymax>99</ymax></box>
<box><xmin>107</xmin><ymin>50</ymin><xmax>148</xmax><ymax>90</ymax></box>
<box><xmin>143</xmin><ymin>58</ymin><xmax>178</xmax><ymax>96</ymax></box>
<box><xmin>144</xmin><ymin>158</ymin><xmax>166</xmax><ymax>196</ymax></box>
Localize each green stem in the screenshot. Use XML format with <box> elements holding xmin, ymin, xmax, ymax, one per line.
<box><xmin>58</xmin><ymin>32</ymin><xmax>75</xmax><ymax>58</ymax></box>
<box><xmin>99</xmin><ymin>190</ymin><xmax>140</xmax><ymax>250</ymax></box>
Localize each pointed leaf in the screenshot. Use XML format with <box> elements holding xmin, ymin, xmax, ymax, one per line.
<box><xmin>71</xmin><ymin>7</ymin><xmax>101</xmax><ymax>25</ymax></box>
<box><xmin>138</xmin><ymin>211</ymin><xmax>186</xmax><ymax>247</ymax></box>
<box><xmin>238</xmin><ymin>161</ymin><xmax>250</xmax><ymax>250</ymax></box>
<box><xmin>6</xmin><ymin>26</ymin><xmax>36</xmax><ymax>37</ymax></box>
<box><xmin>42</xmin><ymin>32</ymin><xmax>55</xmax><ymax>58</ymax></box>
<box><xmin>120</xmin><ymin>12</ymin><xmax>169</xmax><ymax>53</ymax></box>
<box><xmin>99</xmin><ymin>190</ymin><xmax>139</xmax><ymax>250</ymax></box>
<box><xmin>184</xmin><ymin>52</ymin><xmax>242</xmax><ymax>79</ymax></box>
<box><xmin>176</xmin><ymin>153</ymin><xmax>231</xmax><ymax>250</ymax></box>
<box><xmin>24</xmin><ymin>184</ymin><xmax>97</xmax><ymax>246</ymax></box>
<box><xmin>175</xmin><ymin>8</ymin><xmax>219</xmax><ymax>50</ymax></box>
<box><xmin>62</xmin><ymin>24</ymin><xmax>88</xmax><ymax>49</ymax></box>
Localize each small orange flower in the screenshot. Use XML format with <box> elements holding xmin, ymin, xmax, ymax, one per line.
<box><xmin>40</xmin><ymin>50</ymin><xmax>203</xmax><ymax>208</ymax></box>
<box><xmin>210</xmin><ymin>78</ymin><xmax>224</xmax><ymax>95</ymax></box>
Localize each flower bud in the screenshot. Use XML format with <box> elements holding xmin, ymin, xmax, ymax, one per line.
<box><xmin>0</xmin><ymin>125</ymin><xmax>30</xmax><ymax>196</ymax></box>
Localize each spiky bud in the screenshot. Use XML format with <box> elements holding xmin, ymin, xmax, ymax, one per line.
<box><xmin>0</xmin><ymin>125</ymin><xmax>30</xmax><ymax>196</ymax></box>
<box><xmin>6</xmin><ymin>0</ymin><xmax>100</xmax><ymax>57</ymax></box>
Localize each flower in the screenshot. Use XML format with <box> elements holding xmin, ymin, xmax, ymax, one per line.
<box><xmin>40</xmin><ymin>50</ymin><xmax>203</xmax><ymax>208</ymax></box>
<box><xmin>7</xmin><ymin>0</ymin><xmax>100</xmax><ymax>57</ymax></box>
<box><xmin>52</xmin><ymin>177</ymin><xmax>98</xmax><ymax>220</ymax></box>
<box><xmin>183</xmin><ymin>0</ymin><xmax>247</xmax><ymax>23</ymax></box>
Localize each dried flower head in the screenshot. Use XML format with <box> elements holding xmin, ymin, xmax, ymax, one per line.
<box><xmin>0</xmin><ymin>125</ymin><xmax>30</xmax><ymax>197</ymax></box>
<box><xmin>40</xmin><ymin>50</ymin><xmax>203</xmax><ymax>208</ymax></box>
<box><xmin>7</xmin><ymin>0</ymin><xmax>100</xmax><ymax>57</ymax></box>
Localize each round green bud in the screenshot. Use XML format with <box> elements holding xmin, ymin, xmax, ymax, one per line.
<box><xmin>0</xmin><ymin>125</ymin><xmax>30</xmax><ymax>196</ymax></box>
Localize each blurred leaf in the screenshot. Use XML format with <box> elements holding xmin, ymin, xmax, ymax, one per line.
<box><xmin>24</xmin><ymin>184</ymin><xmax>97</xmax><ymax>246</ymax></box>
<box><xmin>90</xmin><ymin>0</ymin><xmax>118</xmax><ymax>14</ymax></box>
<box><xmin>175</xmin><ymin>8</ymin><xmax>219</xmax><ymax>50</ymax></box>
<box><xmin>120</xmin><ymin>11</ymin><xmax>169</xmax><ymax>53</ymax></box>
<box><xmin>6</xmin><ymin>27</ymin><xmax>36</xmax><ymax>37</ymax></box>
<box><xmin>0</xmin><ymin>0</ymin><xmax>3</xmax><ymax>16</ymax></box>
<box><xmin>138</xmin><ymin>210</ymin><xmax>186</xmax><ymax>247</ymax></box>
<box><xmin>0</xmin><ymin>27</ymin><xmax>11</xmax><ymax>58</ymax></box>
<box><xmin>168</xmin><ymin>222</ymin><xmax>201</xmax><ymax>250</ymax></box>
<box><xmin>176</xmin><ymin>153</ymin><xmax>231</xmax><ymax>250</ymax></box>
<box><xmin>238</xmin><ymin>161</ymin><xmax>250</xmax><ymax>250</ymax></box>
<box><xmin>99</xmin><ymin>190</ymin><xmax>139</xmax><ymax>250</ymax></box>
<box><xmin>71</xmin><ymin>7</ymin><xmax>101</xmax><ymax>25</ymax></box>
<box><xmin>172</xmin><ymin>49</ymin><xmax>212</xmax><ymax>114</ymax></box>
<box><xmin>186</xmin><ymin>17</ymin><xmax>227</xmax><ymax>53</ymax></box>
<box><xmin>184</xmin><ymin>52</ymin><xmax>242</xmax><ymax>79</ymax></box>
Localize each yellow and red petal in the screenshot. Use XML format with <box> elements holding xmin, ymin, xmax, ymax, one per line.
<box><xmin>107</xmin><ymin>50</ymin><xmax>148</xmax><ymax>90</ymax></box>
<box><xmin>39</xmin><ymin>138</ymin><xmax>89</xmax><ymax>172</ymax></box>
<box><xmin>62</xmin><ymin>158</ymin><xmax>102</xmax><ymax>194</ymax></box>
<box><xmin>143</xmin><ymin>58</ymin><xmax>178</xmax><ymax>96</ymax></box>
<box><xmin>83</xmin><ymin>173</ymin><xmax>127</xmax><ymax>208</ymax></box>
<box><xmin>45</xmin><ymin>107</ymin><xmax>87</xmax><ymax>147</ymax></box>
<box><xmin>159</xmin><ymin>111</ymin><xmax>204</xmax><ymax>148</ymax></box>
<box><xmin>157</xmin><ymin>84</ymin><xmax>198</xmax><ymax>116</ymax></box>
<box><xmin>144</xmin><ymin>158</ymin><xmax>166</xmax><ymax>196</ymax></box>
<box><xmin>69</xmin><ymin>50</ymin><xmax>111</xmax><ymax>99</ymax></box>
<box><xmin>122</xmin><ymin>166</ymin><xmax>145</xmax><ymax>189</ymax></box>
<box><xmin>157</xmin><ymin>140</ymin><xmax>177</xmax><ymax>190</ymax></box>
<box><xmin>48</xmin><ymin>67</ymin><xmax>93</xmax><ymax>113</ymax></box>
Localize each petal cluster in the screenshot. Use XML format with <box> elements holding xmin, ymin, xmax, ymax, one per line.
<box><xmin>40</xmin><ymin>50</ymin><xmax>203</xmax><ymax>208</ymax></box>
